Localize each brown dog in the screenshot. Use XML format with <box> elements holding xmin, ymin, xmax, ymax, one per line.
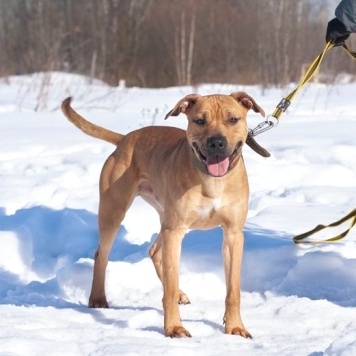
<box><xmin>61</xmin><ymin>92</ymin><xmax>266</xmax><ymax>338</ymax></box>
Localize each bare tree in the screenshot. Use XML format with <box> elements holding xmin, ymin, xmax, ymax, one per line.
<box><xmin>174</xmin><ymin>3</ymin><xmax>196</xmax><ymax>86</ymax></box>
<box><xmin>0</xmin><ymin>0</ymin><xmax>348</xmax><ymax>88</ymax></box>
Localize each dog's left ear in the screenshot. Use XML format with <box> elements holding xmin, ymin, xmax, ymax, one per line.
<box><xmin>230</xmin><ymin>92</ymin><xmax>265</xmax><ymax>117</ymax></box>
<box><xmin>165</xmin><ymin>94</ymin><xmax>201</xmax><ymax>120</ymax></box>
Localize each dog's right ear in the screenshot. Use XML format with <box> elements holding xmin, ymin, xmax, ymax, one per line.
<box><xmin>164</xmin><ymin>94</ymin><xmax>201</xmax><ymax>120</ymax></box>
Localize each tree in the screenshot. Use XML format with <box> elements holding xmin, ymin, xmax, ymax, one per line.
<box><xmin>0</xmin><ymin>0</ymin><xmax>351</xmax><ymax>88</ymax></box>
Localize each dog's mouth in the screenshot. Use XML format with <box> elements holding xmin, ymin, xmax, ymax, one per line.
<box><xmin>192</xmin><ymin>142</ymin><xmax>242</xmax><ymax>177</ymax></box>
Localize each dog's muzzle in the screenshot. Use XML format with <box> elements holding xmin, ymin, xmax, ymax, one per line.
<box><xmin>192</xmin><ymin>136</ymin><xmax>242</xmax><ymax>177</ymax></box>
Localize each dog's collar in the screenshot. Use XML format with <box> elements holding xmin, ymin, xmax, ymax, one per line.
<box><xmin>245</xmin><ymin>132</ymin><xmax>270</xmax><ymax>157</ymax></box>
<box><xmin>189</xmin><ymin>147</ymin><xmax>210</xmax><ymax>175</ymax></box>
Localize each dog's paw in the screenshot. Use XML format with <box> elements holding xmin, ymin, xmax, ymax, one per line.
<box><xmin>178</xmin><ymin>290</ymin><xmax>191</xmax><ymax>305</ymax></box>
<box><xmin>165</xmin><ymin>325</ymin><xmax>192</xmax><ymax>338</ymax></box>
<box><xmin>88</xmin><ymin>296</ymin><xmax>109</xmax><ymax>308</ymax></box>
<box><xmin>225</xmin><ymin>326</ymin><xmax>252</xmax><ymax>339</ymax></box>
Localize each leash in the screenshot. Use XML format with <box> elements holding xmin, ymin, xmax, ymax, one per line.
<box><xmin>250</xmin><ymin>42</ymin><xmax>356</xmax><ymax>136</ymax></box>
<box><xmin>293</xmin><ymin>208</ymin><xmax>356</xmax><ymax>244</ymax></box>
<box><xmin>249</xmin><ymin>41</ymin><xmax>356</xmax><ymax>244</ymax></box>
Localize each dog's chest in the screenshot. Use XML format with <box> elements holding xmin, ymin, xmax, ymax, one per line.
<box><xmin>198</xmin><ymin>198</ymin><xmax>222</xmax><ymax>219</ymax></box>
<box><xmin>187</xmin><ymin>196</ymin><xmax>227</xmax><ymax>230</ymax></box>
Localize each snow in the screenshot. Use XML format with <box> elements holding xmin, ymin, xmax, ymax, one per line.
<box><xmin>0</xmin><ymin>72</ymin><xmax>355</xmax><ymax>355</ymax></box>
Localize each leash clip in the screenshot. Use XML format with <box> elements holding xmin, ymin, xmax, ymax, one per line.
<box><xmin>250</xmin><ymin>115</ymin><xmax>278</xmax><ymax>137</ymax></box>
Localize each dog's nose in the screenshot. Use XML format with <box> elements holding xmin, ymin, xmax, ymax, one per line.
<box><xmin>207</xmin><ymin>135</ymin><xmax>227</xmax><ymax>155</ymax></box>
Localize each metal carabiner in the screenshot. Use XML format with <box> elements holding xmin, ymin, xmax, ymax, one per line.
<box><xmin>249</xmin><ymin>115</ymin><xmax>279</xmax><ymax>137</ymax></box>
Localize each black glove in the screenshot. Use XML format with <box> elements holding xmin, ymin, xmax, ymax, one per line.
<box><xmin>326</xmin><ymin>18</ymin><xmax>350</xmax><ymax>46</ymax></box>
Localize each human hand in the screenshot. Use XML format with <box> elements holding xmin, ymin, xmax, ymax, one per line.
<box><xmin>326</xmin><ymin>18</ymin><xmax>350</xmax><ymax>46</ymax></box>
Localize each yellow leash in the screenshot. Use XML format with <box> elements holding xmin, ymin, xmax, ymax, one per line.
<box><xmin>293</xmin><ymin>208</ymin><xmax>356</xmax><ymax>244</ymax></box>
<box><xmin>250</xmin><ymin>41</ymin><xmax>356</xmax><ymax>244</ymax></box>
<box><xmin>271</xmin><ymin>41</ymin><xmax>334</xmax><ymax>121</ymax></box>
<box><xmin>271</xmin><ymin>42</ymin><xmax>356</xmax><ymax>122</ymax></box>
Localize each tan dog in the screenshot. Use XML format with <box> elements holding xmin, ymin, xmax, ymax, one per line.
<box><xmin>61</xmin><ymin>92</ymin><xmax>266</xmax><ymax>338</ymax></box>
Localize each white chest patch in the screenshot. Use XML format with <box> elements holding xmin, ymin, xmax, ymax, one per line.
<box><xmin>198</xmin><ymin>198</ymin><xmax>222</xmax><ymax>218</ymax></box>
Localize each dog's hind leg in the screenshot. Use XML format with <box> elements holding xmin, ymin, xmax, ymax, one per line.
<box><xmin>89</xmin><ymin>159</ymin><xmax>137</xmax><ymax>308</ymax></box>
<box><xmin>149</xmin><ymin>233</ymin><xmax>190</xmax><ymax>305</ymax></box>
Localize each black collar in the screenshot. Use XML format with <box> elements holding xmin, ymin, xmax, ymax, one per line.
<box><xmin>189</xmin><ymin>147</ymin><xmax>210</xmax><ymax>175</ymax></box>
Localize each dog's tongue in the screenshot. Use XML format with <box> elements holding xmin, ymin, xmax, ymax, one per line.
<box><xmin>206</xmin><ymin>156</ymin><xmax>229</xmax><ymax>177</ymax></box>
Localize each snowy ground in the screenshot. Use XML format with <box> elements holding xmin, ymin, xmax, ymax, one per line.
<box><xmin>0</xmin><ymin>72</ymin><xmax>355</xmax><ymax>355</ymax></box>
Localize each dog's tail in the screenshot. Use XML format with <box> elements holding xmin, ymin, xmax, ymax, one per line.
<box><xmin>61</xmin><ymin>97</ymin><xmax>123</xmax><ymax>145</ymax></box>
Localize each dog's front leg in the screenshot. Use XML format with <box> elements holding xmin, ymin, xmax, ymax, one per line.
<box><xmin>222</xmin><ymin>227</ymin><xmax>251</xmax><ymax>338</ymax></box>
<box><xmin>149</xmin><ymin>234</ymin><xmax>191</xmax><ymax>305</ymax></box>
<box><xmin>161</xmin><ymin>226</ymin><xmax>191</xmax><ymax>338</ymax></box>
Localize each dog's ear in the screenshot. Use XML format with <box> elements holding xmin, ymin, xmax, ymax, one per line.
<box><xmin>164</xmin><ymin>94</ymin><xmax>201</xmax><ymax>120</ymax></box>
<box><xmin>230</xmin><ymin>92</ymin><xmax>265</xmax><ymax>117</ymax></box>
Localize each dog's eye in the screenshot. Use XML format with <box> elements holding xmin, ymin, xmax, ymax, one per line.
<box><xmin>194</xmin><ymin>118</ymin><xmax>205</xmax><ymax>126</ymax></box>
<box><xmin>229</xmin><ymin>117</ymin><xmax>239</xmax><ymax>124</ymax></box>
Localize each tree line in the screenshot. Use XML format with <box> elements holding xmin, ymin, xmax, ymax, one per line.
<box><xmin>0</xmin><ymin>0</ymin><xmax>355</xmax><ymax>88</ymax></box>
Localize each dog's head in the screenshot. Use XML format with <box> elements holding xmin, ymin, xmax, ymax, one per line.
<box><xmin>165</xmin><ymin>92</ymin><xmax>265</xmax><ymax>177</ymax></box>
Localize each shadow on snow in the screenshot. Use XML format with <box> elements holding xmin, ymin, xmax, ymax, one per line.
<box><xmin>0</xmin><ymin>206</ymin><xmax>355</xmax><ymax>309</ymax></box>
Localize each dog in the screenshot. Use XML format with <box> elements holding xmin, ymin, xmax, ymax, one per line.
<box><xmin>61</xmin><ymin>92</ymin><xmax>268</xmax><ymax>338</ymax></box>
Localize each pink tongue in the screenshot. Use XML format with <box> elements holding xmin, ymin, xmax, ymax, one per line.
<box><xmin>206</xmin><ymin>156</ymin><xmax>229</xmax><ymax>177</ymax></box>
